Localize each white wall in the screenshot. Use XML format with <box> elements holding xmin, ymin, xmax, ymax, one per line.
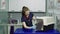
<box><xmin>9</xmin><ymin>0</ymin><xmax>46</xmax><ymax>12</ymax></box>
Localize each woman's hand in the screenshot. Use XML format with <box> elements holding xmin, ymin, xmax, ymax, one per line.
<box><xmin>31</xmin><ymin>25</ymin><xmax>36</xmax><ymax>29</ymax></box>
<box><xmin>32</xmin><ymin>16</ymin><xmax>36</xmax><ymax>20</ymax></box>
<box><xmin>25</xmin><ymin>25</ymin><xmax>36</xmax><ymax>29</ymax></box>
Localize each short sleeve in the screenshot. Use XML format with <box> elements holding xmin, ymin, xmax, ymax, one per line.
<box><xmin>31</xmin><ymin>12</ymin><xmax>34</xmax><ymax>17</ymax></box>
<box><xmin>21</xmin><ymin>16</ymin><xmax>25</xmax><ymax>22</ymax></box>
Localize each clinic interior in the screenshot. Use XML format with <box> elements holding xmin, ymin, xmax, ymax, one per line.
<box><xmin>0</xmin><ymin>0</ymin><xmax>60</xmax><ymax>34</ymax></box>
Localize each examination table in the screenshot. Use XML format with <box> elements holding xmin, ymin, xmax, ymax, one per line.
<box><xmin>14</xmin><ymin>28</ymin><xmax>60</xmax><ymax>34</ymax></box>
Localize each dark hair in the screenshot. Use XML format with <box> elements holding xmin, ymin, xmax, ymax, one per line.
<box><xmin>22</xmin><ymin>6</ymin><xmax>29</xmax><ymax>16</ymax></box>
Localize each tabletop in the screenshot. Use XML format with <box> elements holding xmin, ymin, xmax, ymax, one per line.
<box><xmin>14</xmin><ymin>28</ymin><xmax>60</xmax><ymax>34</ymax></box>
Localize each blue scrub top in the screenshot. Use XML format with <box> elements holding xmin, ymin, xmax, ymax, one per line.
<box><xmin>21</xmin><ymin>12</ymin><xmax>34</xmax><ymax>27</ymax></box>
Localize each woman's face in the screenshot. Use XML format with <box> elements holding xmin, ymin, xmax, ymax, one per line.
<box><xmin>25</xmin><ymin>10</ymin><xmax>30</xmax><ymax>16</ymax></box>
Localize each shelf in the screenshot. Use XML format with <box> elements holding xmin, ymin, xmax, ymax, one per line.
<box><xmin>0</xmin><ymin>24</ymin><xmax>22</xmax><ymax>26</ymax></box>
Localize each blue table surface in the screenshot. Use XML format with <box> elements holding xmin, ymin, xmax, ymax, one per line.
<box><xmin>14</xmin><ymin>28</ymin><xmax>60</xmax><ymax>34</ymax></box>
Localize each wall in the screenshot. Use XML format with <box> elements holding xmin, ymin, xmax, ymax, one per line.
<box><xmin>47</xmin><ymin>0</ymin><xmax>60</xmax><ymax>31</ymax></box>
<box><xmin>0</xmin><ymin>12</ymin><xmax>8</xmax><ymax>34</ymax></box>
<box><xmin>9</xmin><ymin>12</ymin><xmax>46</xmax><ymax>22</ymax></box>
<box><xmin>0</xmin><ymin>0</ymin><xmax>9</xmax><ymax>34</ymax></box>
<box><xmin>9</xmin><ymin>0</ymin><xmax>46</xmax><ymax>12</ymax></box>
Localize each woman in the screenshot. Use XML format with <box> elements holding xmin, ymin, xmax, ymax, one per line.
<box><xmin>21</xmin><ymin>6</ymin><xmax>36</xmax><ymax>31</ymax></box>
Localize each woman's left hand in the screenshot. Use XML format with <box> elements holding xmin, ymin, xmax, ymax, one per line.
<box><xmin>31</xmin><ymin>25</ymin><xmax>36</xmax><ymax>29</ymax></box>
